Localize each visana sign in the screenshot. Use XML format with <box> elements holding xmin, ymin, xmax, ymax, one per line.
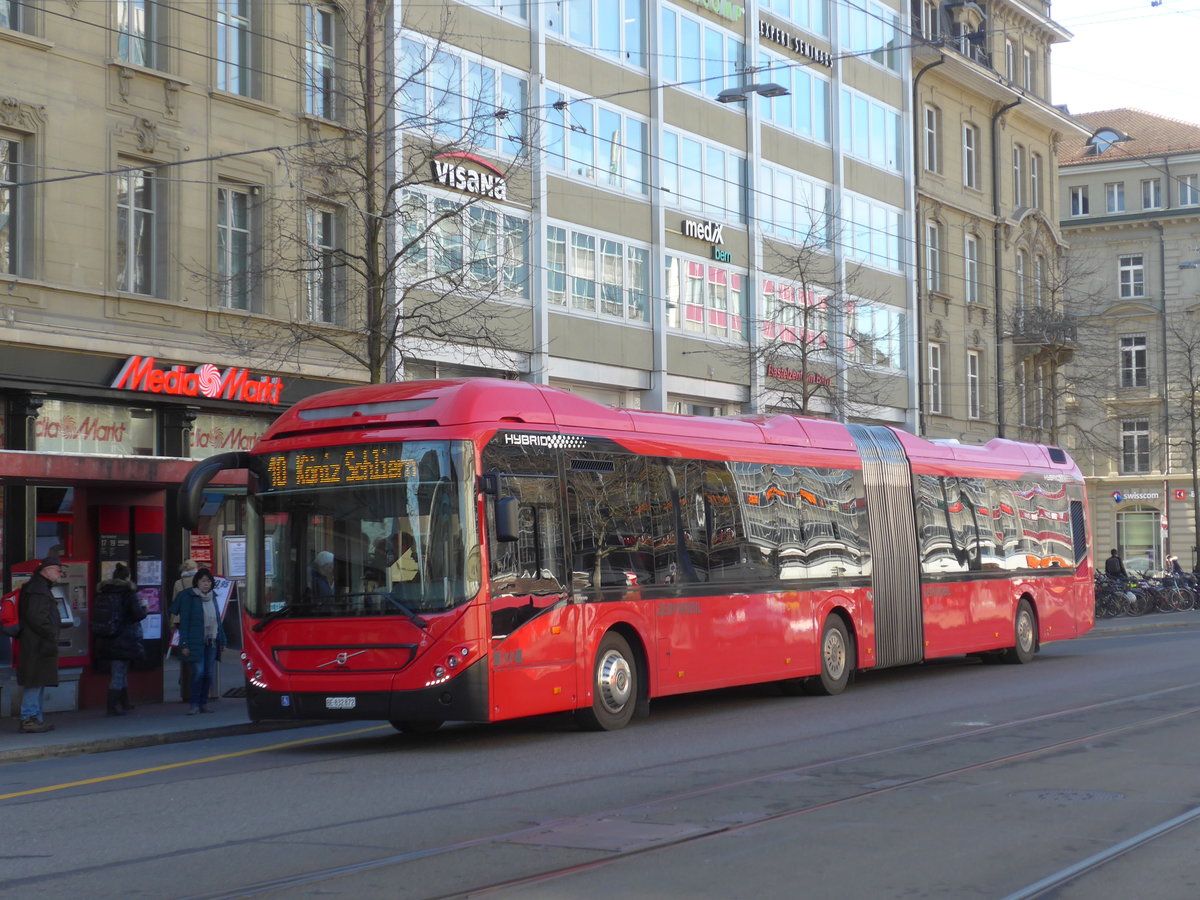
<box><xmin>112</xmin><ymin>357</ymin><xmax>284</xmax><ymax>406</ymax></box>
<box><xmin>682</xmin><ymin>218</ymin><xmax>724</xmax><ymax>244</ymax></box>
<box><xmin>430</xmin><ymin>153</ymin><xmax>508</xmax><ymax>200</ymax></box>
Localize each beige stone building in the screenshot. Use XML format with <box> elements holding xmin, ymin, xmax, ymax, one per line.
<box><xmin>910</xmin><ymin>0</ymin><xmax>1087</xmax><ymax>444</ymax></box>
<box><xmin>1059</xmin><ymin>110</ymin><xmax>1200</xmax><ymax>572</ymax></box>
<box><xmin>1</xmin><ymin>0</ymin><xmax>363</xmax><ymax>698</ymax></box>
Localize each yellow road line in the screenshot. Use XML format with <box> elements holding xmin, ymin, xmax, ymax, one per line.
<box><xmin>0</xmin><ymin>725</ymin><xmax>390</xmax><ymax>801</ymax></box>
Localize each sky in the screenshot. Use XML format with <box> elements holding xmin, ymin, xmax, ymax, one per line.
<box><xmin>1050</xmin><ymin>1</ymin><xmax>1200</xmax><ymax>126</ymax></box>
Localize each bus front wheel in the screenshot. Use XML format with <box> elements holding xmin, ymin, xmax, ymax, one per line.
<box><xmin>805</xmin><ymin>616</ymin><xmax>853</xmax><ymax>696</ymax></box>
<box><xmin>576</xmin><ymin>632</ymin><xmax>637</xmax><ymax>731</ymax></box>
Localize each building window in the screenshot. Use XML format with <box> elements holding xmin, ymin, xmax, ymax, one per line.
<box><xmin>1181</xmin><ymin>174</ymin><xmax>1199</xmax><ymax>206</ymax></box>
<box><xmin>1035</xmin><ymin>365</ymin><xmax>1047</xmax><ymax>430</ymax></box>
<box><xmin>923</xmin><ymin>104</ymin><xmax>940</xmax><ymax>173</ymax></box>
<box><xmin>1022</xmin><ymin>48</ymin><xmax>1034</xmax><ymax>91</ymax></box>
<box><xmin>928</xmin><ymin>342</ymin><xmax>943</xmax><ymax>414</ymax></box>
<box><xmin>1119</xmin><ymin>254</ymin><xmax>1145</xmax><ymax>299</ymax></box>
<box><xmin>1142</xmin><ymin>178</ymin><xmax>1162</xmax><ymax>210</ymax></box>
<box><xmin>925</xmin><ymin>220</ymin><xmax>942</xmax><ymax>292</ymax></box>
<box><xmin>402</xmin><ymin>40</ymin><xmax>528</xmax><ymax>157</ymax></box>
<box><xmin>851</xmin><ymin>302</ymin><xmax>905</xmax><ymax>369</ymax></box>
<box><xmin>844</xmin><ymin>192</ymin><xmax>903</xmax><ymax>271</ymax></box>
<box><xmin>1033</xmin><ymin>255</ymin><xmax>1044</xmax><ymax>306</ymax></box>
<box><xmin>547</xmin><ymin>88</ymin><xmax>649</xmax><ymax>197</ymax></box>
<box><xmin>1015</xmin><ymin>250</ymin><xmax>1027</xmax><ymax>316</ymax></box>
<box><xmin>1106</xmin><ymin>181</ymin><xmax>1125</xmax><ymax>213</ymax></box>
<box><xmin>1017</xmin><ymin>364</ymin><xmax>1027</xmax><ymax>427</ymax></box>
<box><xmin>759</xmin><ymin>163</ymin><xmax>831</xmax><ymax>247</ymax></box>
<box><xmin>1120</xmin><ymin>334</ymin><xmax>1148</xmax><ymax>388</ymax></box>
<box><xmin>217</xmin><ymin>184</ymin><xmax>256</xmax><ymax>310</ymax></box>
<box><xmin>306</xmin><ymin>207</ymin><xmax>339</xmax><ymax>323</ymax></box>
<box><xmin>659</xmin><ymin>7</ymin><xmax>742</xmax><ymax>101</ymax></box>
<box><xmin>755</xmin><ymin>49</ymin><xmax>832</xmax><ymax>144</ymax></box>
<box><xmin>763</xmin><ymin>0</ymin><xmax>828</xmax><ymax>37</ymax></box>
<box><xmin>838</xmin><ymin>0</ymin><xmax>902</xmax><ymax>72</ymax></box>
<box><xmin>839</xmin><ymin>87</ymin><xmax>902</xmax><ymax>172</ymax></box>
<box><xmin>1</xmin><ymin>0</ymin><xmax>25</xmax><ymax>31</ymax></box>
<box><xmin>962</xmin><ymin>123</ymin><xmax>978</xmax><ymax>189</ymax></box>
<box><xmin>964</xmin><ymin>234</ymin><xmax>979</xmax><ymax>303</ymax></box>
<box><xmin>217</xmin><ymin>0</ymin><xmax>252</xmax><ymax>96</ymax></box>
<box><xmin>304</xmin><ymin>5</ymin><xmax>336</xmax><ymax>118</ymax></box>
<box><xmin>1070</xmin><ymin>185</ymin><xmax>1089</xmax><ymax>216</ymax></box>
<box><xmin>547</xmin><ymin>223</ymin><xmax>646</xmax><ymax>322</ymax></box>
<box><xmin>117</xmin><ymin>0</ymin><xmax>158</xmax><ymax>67</ymax></box>
<box><xmin>661</xmin><ymin>130</ymin><xmax>744</xmax><ymax>223</ymax></box>
<box><xmin>762</xmin><ymin>280</ymin><xmax>826</xmax><ymax>349</ymax></box>
<box><xmin>1012</xmin><ymin>145</ymin><xmax>1024</xmax><ymax>206</ymax></box>
<box><xmin>1030</xmin><ymin>153</ymin><xmax>1041</xmax><ymax>208</ymax></box>
<box><xmin>462</xmin><ymin>0</ymin><xmax>527</xmax><ymax>21</ymax></box>
<box><xmin>548</xmin><ymin>0</ymin><xmax>644</xmax><ymax>68</ymax></box>
<box><xmin>967</xmin><ymin>350</ymin><xmax>980</xmax><ymax>419</ymax></box>
<box><xmin>0</xmin><ymin>137</ymin><xmax>21</xmax><ymax>276</ymax></box>
<box><xmin>1004</xmin><ymin>40</ymin><xmax>1015</xmax><ymax>79</ymax></box>
<box><xmin>116</xmin><ymin>166</ymin><xmax>156</xmax><ymax>295</ymax></box>
<box><xmin>665</xmin><ymin>255</ymin><xmax>745</xmax><ymax>341</ymax></box>
<box><xmin>919</xmin><ymin>0</ymin><xmax>938</xmax><ymax>38</ymax></box>
<box><xmin>402</xmin><ymin>190</ymin><xmax>529</xmax><ymax>299</ymax></box>
<box><xmin>1121</xmin><ymin>419</ymin><xmax>1151</xmax><ymax>474</ymax></box>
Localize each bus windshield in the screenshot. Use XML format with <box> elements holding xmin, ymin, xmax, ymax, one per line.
<box><xmin>247</xmin><ymin>440</ymin><xmax>479</xmax><ymax>620</ymax></box>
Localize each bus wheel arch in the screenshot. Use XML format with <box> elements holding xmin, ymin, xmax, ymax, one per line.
<box><xmin>576</xmin><ymin>627</ymin><xmax>646</xmax><ymax>731</ymax></box>
<box><xmin>804</xmin><ymin>610</ymin><xmax>855</xmax><ymax>696</ymax></box>
<box><xmin>1004</xmin><ymin>596</ymin><xmax>1038</xmax><ymax>664</ymax></box>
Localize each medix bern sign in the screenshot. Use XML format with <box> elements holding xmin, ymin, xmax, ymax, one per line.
<box><xmin>112</xmin><ymin>356</ymin><xmax>284</xmax><ymax>406</ymax></box>
<box><xmin>430</xmin><ymin>152</ymin><xmax>508</xmax><ymax>200</ymax></box>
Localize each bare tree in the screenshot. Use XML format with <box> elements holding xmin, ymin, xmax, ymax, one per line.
<box><xmin>1164</xmin><ymin>313</ymin><xmax>1200</xmax><ymax>565</ymax></box>
<box><xmin>202</xmin><ymin>3</ymin><xmax>533</xmax><ymax>383</ymax></box>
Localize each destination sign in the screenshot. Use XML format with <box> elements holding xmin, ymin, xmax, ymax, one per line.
<box><xmin>264</xmin><ymin>444</ymin><xmax>417</xmax><ymax>490</ymax></box>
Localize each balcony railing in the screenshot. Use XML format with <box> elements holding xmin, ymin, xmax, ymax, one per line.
<box><xmin>1010</xmin><ymin>306</ymin><xmax>1078</xmax><ymax>350</ymax></box>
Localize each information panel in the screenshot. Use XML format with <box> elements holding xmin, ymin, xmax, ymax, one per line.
<box><xmin>263</xmin><ymin>444</ymin><xmax>417</xmax><ymax>490</ymax></box>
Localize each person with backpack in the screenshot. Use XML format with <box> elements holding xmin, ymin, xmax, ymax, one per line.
<box><xmin>16</xmin><ymin>557</ymin><xmax>68</xmax><ymax>733</ymax></box>
<box><xmin>92</xmin><ymin>563</ymin><xmax>148</xmax><ymax>716</ymax></box>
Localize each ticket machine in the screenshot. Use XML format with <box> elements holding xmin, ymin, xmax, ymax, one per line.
<box><xmin>9</xmin><ymin>558</ymin><xmax>91</xmax><ymax>664</ymax></box>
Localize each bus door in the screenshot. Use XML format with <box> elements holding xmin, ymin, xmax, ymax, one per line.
<box><xmin>486</xmin><ymin>473</ymin><xmax>577</xmax><ymax>720</ymax></box>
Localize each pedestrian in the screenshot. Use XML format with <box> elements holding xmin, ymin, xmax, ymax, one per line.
<box><xmin>92</xmin><ymin>563</ymin><xmax>148</xmax><ymax>716</ymax></box>
<box><xmin>16</xmin><ymin>556</ymin><xmax>68</xmax><ymax>733</ymax></box>
<box><xmin>170</xmin><ymin>559</ymin><xmax>199</xmax><ymax>701</ymax></box>
<box><xmin>173</xmin><ymin>568</ymin><xmax>226</xmax><ymax>715</ymax></box>
<box><xmin>1167</xmin><ymin>554</ymin><xmax>1185</xmax><ymax>577</ymax></box>
<box><xmin>1104</xmin><ymin>548</ymin><xmax>1128</xmax><ymax>579</ymax></box>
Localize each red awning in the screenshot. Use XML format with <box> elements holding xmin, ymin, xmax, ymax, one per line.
<box><xmin>0</xmin><ymin>450</ymin><xmax>247</xmax><ymax>486</ymax></box>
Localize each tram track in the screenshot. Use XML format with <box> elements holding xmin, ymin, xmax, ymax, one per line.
<box><xmin>180</xmin><ymin>680</ymin><xmax>1200</xmax><ymax>900</ymax></box>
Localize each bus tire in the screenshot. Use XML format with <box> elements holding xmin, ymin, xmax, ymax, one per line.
<box><xmin>576</xmin><ymin>632</ymin><xmax>637</xmax><ymax>731</ymax></box>
<box><xmin>805</xmin><ymin>616</ymin><xmax>853</xmax><ymax>696</ymax></box>
<box><xmin>1004</xmin><ymin>599</ymin><xmax>1037</xmax><ymax>664</ymax></box>
<box><xmin>389</xmin><ymin>719</ymin><xmax>443</xmax><ymax>735</ymax></box>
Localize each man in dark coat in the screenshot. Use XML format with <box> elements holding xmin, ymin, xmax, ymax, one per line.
<box><xmin>17</xmin><ymin>557</ymin><xmax>67</xmax><ymax>733</ymax></box>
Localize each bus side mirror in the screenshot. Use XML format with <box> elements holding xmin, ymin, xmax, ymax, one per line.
<box><xmin>495</xmin><ymin>496</ymin><xmax>520</xmax><ymax>543</ymax></box>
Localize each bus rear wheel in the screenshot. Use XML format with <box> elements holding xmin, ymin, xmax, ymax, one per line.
<box><xmin>1004</xmin><ymin>599</ymin><xmax>1037</xmax><ymax>664</ymax></box>
<box><xmin>576</xmin><ymin>632</ymin><xmax>637</xmax><ymax>731</ymax></box>
<box><xmin>805</xmin><ymin>616</ymin><xmax>853</xmax><ymax>696</ymax></box>
<box><xmin>389</xmin><ymin>719</ymin><xmax>443</xmax><ymax>735</ymax></box>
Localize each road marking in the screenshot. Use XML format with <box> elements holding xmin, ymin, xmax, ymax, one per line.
<box><xmin>0</xmin><ymin>725</ymin><xmax>389</xmax><ymax>801</ymax></box>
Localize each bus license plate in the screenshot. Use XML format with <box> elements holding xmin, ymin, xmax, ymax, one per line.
<box><xmin>325</xmin><ymin>697</ymin><xmax>356</xmax><ymax>710</ymax></box>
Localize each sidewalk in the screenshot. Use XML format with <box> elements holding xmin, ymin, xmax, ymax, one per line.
<box><xmin>0</xmin><ymin>653</ymin><xmax>315</xmax><ymax>765</ymax></box>
<box><xmin>1</xmin><ymin>609</ymin><xmax>1198</xmax><ymax>765</ymax></box>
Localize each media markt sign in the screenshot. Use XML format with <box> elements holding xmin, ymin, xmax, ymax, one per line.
<box><xmin>112</xmin><ymin>356</ymin><xmax>284</xmax><ymax>406</ymax></box>
<box><xmin>430</xmin><ymin>152</ymin><xmax>508</xmax><ymax>201</ymax></box>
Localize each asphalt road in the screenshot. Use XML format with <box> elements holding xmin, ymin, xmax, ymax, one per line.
<box><xmin>4</xmin><ymin>622</ymin><xmax>1200</xmax><ymax>899</ymax></box>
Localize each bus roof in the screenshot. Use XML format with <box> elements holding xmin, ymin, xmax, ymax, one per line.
<box><xmin>262</xmin><ymin>378</ymin><xmax>1075</xmax><ymax>472</ymax></box>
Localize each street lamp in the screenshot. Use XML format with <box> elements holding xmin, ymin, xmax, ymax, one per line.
<box><xmin>716</xmin><ymin>82</ymin><xmax>790</xmax><ymax>103</ymax></box>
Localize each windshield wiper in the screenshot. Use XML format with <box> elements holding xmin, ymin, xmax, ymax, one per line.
<box><xmin>252</xmin><ymin>603</ymin><xmax>295</xmax><ymax>632</ymax></box>
<box><xmin>375</xmin><ymin>592</ymin><xmax>429</xmax><ymax>631</ymax></box>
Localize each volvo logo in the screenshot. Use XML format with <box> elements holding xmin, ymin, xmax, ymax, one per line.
<box><xmin>316</xmin><ymin>650</ymin><xmax>368</xmax><ymax>668</ymax></box>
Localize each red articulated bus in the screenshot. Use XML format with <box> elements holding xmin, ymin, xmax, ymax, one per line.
<box><xmin>178</xmin><ymin>379</ymin><xmax>1094</xmax><ymax>733</ymax></box>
